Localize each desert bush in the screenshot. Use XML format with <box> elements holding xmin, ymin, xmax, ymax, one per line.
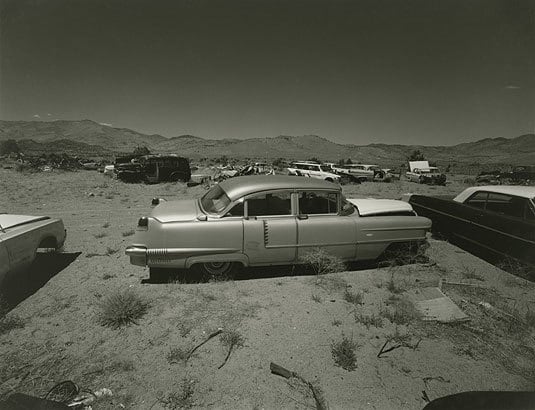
<box><xmin>379</xmin><ymin>241</ymin><xmax>429</xmax><ymax>267</ymax></box>
<box><xmin>381</xmin><ymin>295</ymin><xmax>421</xmax><ymax>325</ymax></box>
<box><xmin>94</xmin><ymin>232</ymin><xmax>107</xmax><ymax>239</ymax></box>
<box><xmin>105</xmin><ymin>247</ymin><xmax>118</xmax><ymax>256</ymax></box>
<box><xmin>461</xmin><ymin>266</ymin><xmax>484</xmax><ymax>281</ymax></box>
<box><xmin>102</xmin><ymin>222</ymin><xmax>110</xmax><ymax>228</ymax></box>
<box><xmin>97</xmin><ymin>289</ymin><xmax>150</xmax><ymax>328</ymax></box>
<box><xmin>122</xmin><ymin>229</ymin><xmax>135</xmax><ymax>237</ymax></box>
<box><xmin>343</xmin><ymin>288</ymin><xmax>363</xmax><ymax>305</ymax></box>
<box><xmin>160</xmin><ymin>378</ymin><xmax>196</xmax><ymax>409</ymax></box>
<box><xmin>301</xmin><ymin>248</ymin><xmax>346</xmax><ymax>277</ymax></box>
<box><xmin>331</xmin><ymin>335</ymin><xmax>357</xmax><ymax>371</ymax></box>
<box><xmin>311</xmin><ymin>294</ymin><xmax>322</xmax><ymax>303</ymax></box>
<box><xmin>354</xmin><ymin>313</ymin><xmax>384</xmax><ymax>329</ymax></box>
<box><xmin>496</xmin><ymin>257</ymin><xmax>535</xmax><ymax>282</ymax></box>
<box><xmin>167</xmin><ymin>346</ymin><xmax>191</xmax><ymax>364</ymax></box>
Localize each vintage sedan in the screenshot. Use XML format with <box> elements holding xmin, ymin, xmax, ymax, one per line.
<box><xmin>405</xmin><ymin>186</ymin><xmax>535</xmax><ymax>265</ymax></box>
<box><xmin>126</xmin><ymin>176</ymin><xmax>431</xmax><ymax>278</ymax></box>
<box><xmin>0</xmin><ymin>214</ymin><xmax>66</xmax><ymax>286</ymax></box>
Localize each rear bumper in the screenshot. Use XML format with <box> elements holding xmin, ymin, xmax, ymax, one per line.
<box><xmin>125</xmin><ymin>246</ymin><xmax>147</xmax><ymax>266</ymax></box>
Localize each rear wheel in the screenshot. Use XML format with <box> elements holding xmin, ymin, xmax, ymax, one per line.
<box><xmin>194</xmin><ymin>262</ymin><xmax>240</xmax><ymax>280</ymax></box>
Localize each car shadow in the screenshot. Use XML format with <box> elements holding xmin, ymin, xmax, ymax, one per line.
<box><xmin>142</xmin><ymin>259</ymin><xmax>392</xmax><ymax>285</ymax></box>
<box><xmin>1</xmin><ymin>252</ymin><xmax>81</xmax><ymax>312</ymax></box>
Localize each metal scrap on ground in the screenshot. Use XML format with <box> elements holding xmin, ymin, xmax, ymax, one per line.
<box><xmin>408</xmin><ymin>287</ymin><xmax>469</xmax><ymax>323</ymax></box>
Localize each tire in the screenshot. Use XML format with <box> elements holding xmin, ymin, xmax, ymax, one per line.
<box><xmin>170</xmin><ymin>171</ymin><xmax>186</xmax><ymax>182</ymax></box>
<box><xmin>194</xmin><ymin>262</ymin><xmax>239</xmax><ymax>280</ymax></box>
<box><xmin>325</xmin><ymin>177</ymin><xmax>334</xmax><ymax>183</ymax></box>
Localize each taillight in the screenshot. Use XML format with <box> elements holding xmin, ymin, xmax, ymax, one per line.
<box><xmin>138</xmin><ymin>217</ymin><xmax>149</xmax><ymax>228</ymax></box>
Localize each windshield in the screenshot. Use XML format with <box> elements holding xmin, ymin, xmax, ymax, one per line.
<box><xmin>200</xmin><ymin>184</ymin><xmax>231</xmax><ymax>214</ymax></box>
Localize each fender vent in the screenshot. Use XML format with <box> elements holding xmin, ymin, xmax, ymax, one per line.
<box><xmin>263</xmin><ymin>220</ymin><xmax>269</xmax><ymax>246</ymax></box>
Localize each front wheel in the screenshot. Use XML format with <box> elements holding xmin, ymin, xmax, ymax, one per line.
<box><xmin>193</xmin><ymin>261</ymin><xmax>240</xmax><ymax>280</ymax></box>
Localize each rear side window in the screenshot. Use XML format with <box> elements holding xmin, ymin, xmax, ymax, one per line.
<box><xmin>465</xmin><ymin>191</ymin><xmax>488</xmax><ymax>209</ymax></box>
<box><xmin>246</xmin><ymin>191</ymin><xmax>292</xmax><ymax>216</ymax></box>
<box><xmin>485</xmin><ymin>193</ymin><xmax>524</xmax><ymax>219</ymax></box>
<box><xmin>298</xmin><ymin>191</ymin><xmax>338</xmax><ymax>215</ymax></box>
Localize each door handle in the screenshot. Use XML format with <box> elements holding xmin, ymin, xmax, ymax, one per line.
<box><xmin>297</xmin><ymin>214</ymin><xmax>308</xmax><ymax>220</ymax></box>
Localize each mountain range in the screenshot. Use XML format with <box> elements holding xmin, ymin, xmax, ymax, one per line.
<box><xmin>1</xmin><ymin>119</ymin><xmax>533</xmax><ymax>167</ymax></box>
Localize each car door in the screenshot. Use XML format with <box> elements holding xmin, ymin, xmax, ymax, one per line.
<box><xmin>242</xmin><ymin>190</ymin><xmax>297</xmax><ymax>265</ymax></box>
<box><xmin>295</xmin><ymin>190</ymin><xmax>357</xmax><ymax>260</ymax></box>
<box><xmin>477</xmin><ymin>193</ymin><xmax>535</xmax><ymax>262</ymax></box>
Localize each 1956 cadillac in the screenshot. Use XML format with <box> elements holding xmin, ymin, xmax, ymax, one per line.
<box><xmin>0</xmin><ymin>214</ymin><xmax>66</xmax><ymax>286</ymax></box>
<box><xmin>126</xmin><ymin>176</ymin><xmax>431</xmax><ymax>278</ymax></box>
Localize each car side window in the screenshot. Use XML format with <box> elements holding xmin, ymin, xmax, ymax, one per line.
<box><xmin>465</xmin><ymin>191</ymin><xmax>488</xmax><ymax>209</ymax></box>
<box><xmin>485</xmin><ymin>193</ymin><xmax>524</xmax><ymax>219</ymax></box>
<box><xmin>225</xmin><ymin>201</ymin><xmax>244</xmax><ymax>217</ymax></box>
<box><xmin>524</xmin><ymin>202</ymin><xmax>535</xmax><ymax>221</ymax></box>
<box><xmin>246</xmin><ymin>191</ymin><xmax>292</xmax><ymax>217</ymax></box>
<box><xmin>298</xmin><ymin>191</ymin><xmax>338</xmax><ymax>215</ymax></box>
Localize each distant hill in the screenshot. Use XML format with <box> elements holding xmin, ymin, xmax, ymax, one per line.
<box><xmin>1</xmin><ymin>119</ymin><xmax>534</xmax><ymax>167</ymax></box>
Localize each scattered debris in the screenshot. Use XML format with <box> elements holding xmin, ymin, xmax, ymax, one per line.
<box><xmin>187</xmin><ymin>328</ymin><xmax>223</xmax><ymax>361</ymax></box>
<box><xmin>270</xmin><ymin>362</ymin><xmax>328</xmax><ymax>410</ymax></box>
<box><xmin>408</xmin><ymin>287</ymin><xmax>469</xmax><ymax>323</ymax></box>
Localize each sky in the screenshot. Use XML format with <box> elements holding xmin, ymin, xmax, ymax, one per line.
<box><xmin>0</xmin><ymin>0</ymin><xmax>534</xmax><ymax>145</ymax></box>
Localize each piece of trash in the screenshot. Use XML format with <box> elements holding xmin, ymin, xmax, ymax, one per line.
<box><xmin>94</xmin><ymin>388</ymin><xmax>113</xmax><ymax>398</ymax></box>
<box><xmin>478</xmin><ymin>302</ymin><xmax>492</xmax><ymax>310</ymax></box>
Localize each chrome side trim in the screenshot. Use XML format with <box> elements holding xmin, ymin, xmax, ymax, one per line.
<box><xmin>361</xmin><ymin>226</ymin><xmax>429</xmax><ymax>232</ymax></box>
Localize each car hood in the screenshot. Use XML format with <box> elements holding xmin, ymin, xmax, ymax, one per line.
<box><xmin>151</xmin><ymin>200</ymin><xmax>200</xmax><ymax>223</ymax></box>
<box><xmin>0</xmin><ymin>214</ymin><xmax>50</xmax><ymax>230</ymax></box>
<box><xmin>347</xmin><ymin>199</ymin><xmax>414</xmax><ymax>216</ymax></box>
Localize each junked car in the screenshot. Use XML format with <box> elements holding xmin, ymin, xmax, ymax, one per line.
<box><xmin>405</xmin><ymin>185</ymin><xmax>535</xmax><ymax>265</ymax></box>
<box><xmin>287</xmin><ymin>162</ymin><xmax>341</xmax><ymax>183</ymax></box>
<box><xmin>406</xmin><ymin>161</ymin><xmax>446</xmax><ymax>185</ymax></box>
<box><xmin>126</xmin><ymin>175</ymin><xmax>431</xmax><ymax>279</ymax></box>
<box><xmin>0</xmin><ymin>214</ymin><xmax>66</xmax><ymax>286</ymax></box>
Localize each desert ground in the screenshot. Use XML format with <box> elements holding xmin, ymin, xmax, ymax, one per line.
<box><xmin>1</xmin><ymin>168</ymin><xmax>534</xmax><ymax>409</ymax></box>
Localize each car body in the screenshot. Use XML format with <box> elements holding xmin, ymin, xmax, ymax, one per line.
<box><xmin>405</xmin><ymin>186</ymin><xmax>535</xmax><ymax>265</ymax></box>
<box><xmin>0</xmin><ymin>214</ymin><xmax>66</xmax><ymax>285</ymax></box>
<box><xmin>126</xmin><ymin>175</ymin><xmax>431</xmax><ymax>277</ymax></box>
<box><xmin>287</xmin><ymin>162</ymin><xmax>341</xmax><ymax>183</ymax></box>
<box><xmin>331</xmin><ymin>164</ymin><xmax>375</xmax><ymax>182</ymax></box>
<box><xmin>406</xmin><ymin>161</ymin><xmax>446</xmax><ymax>185</ymax></box>
<box><xmin>115</xmin><ymin>154</ymin><xmax>191</xmax><ymax>183</ymax></box>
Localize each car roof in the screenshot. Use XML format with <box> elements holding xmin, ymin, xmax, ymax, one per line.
<box><xmin>293</xmin><ymin>162</ymin><xmax>321</xmax><ymax>165</ymax></box>
<box><xmin>219</xmin><ymin>175</ymin><xmax>340</xmax><ymax>200</ymax></box>
<box><xmin>454</xmin><ymin>185</ymin><xmax>535</xmax><ymax>202</ymax></box>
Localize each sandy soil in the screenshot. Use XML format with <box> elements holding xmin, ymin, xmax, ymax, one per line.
<box><xmin>1</xmin><ymin>168</ymin><xmax>534</xmax><ymax>409</ymax></box>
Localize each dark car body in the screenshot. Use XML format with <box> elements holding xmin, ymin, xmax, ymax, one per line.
<box><xmin>406</xmin><ymin>186</ymin><xmax>535</xmax><ymax>265</ymax></box>
<box><xmin>114</xmin><ymin>154</ymin><xmax>191</xmax><ymax>183</ymax></box>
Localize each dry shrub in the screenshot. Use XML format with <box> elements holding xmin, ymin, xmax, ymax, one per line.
<box><xmin>381</xmin><ymin>295</ymin><xmax>421</xmax><ymax>325</ymax></box>
<box><xmin>343</xmin><ymin>288</ymin><xmax>364</xmax><ymax>305</ymax></box>
<box><xmin>0</xmin><ymin>296</ymin><xmax>24</xmax><ymax>335</ymax></box>
<box><xmin>160</xmin><ymin>378</ymin><xmax>196</xmax><ymax>409</ymax></box>
<box><xmin>331</xmin><ymin>335</ymin><xmax>357</xmax><ymax>371</ymax></box>
<box><xmin>97</xmin><ymin>289</ymin><xmax>150</xmax><ymax>328</ymax></box>
<box><xmin>301</xmin><ymin>247</ymin><xmax>346</xmax><ymax>277</ymax></box>
<box><xmin>354</xmin><ymin>313</ymin><xmax>384</xmax><ymax>329</ymax></box>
